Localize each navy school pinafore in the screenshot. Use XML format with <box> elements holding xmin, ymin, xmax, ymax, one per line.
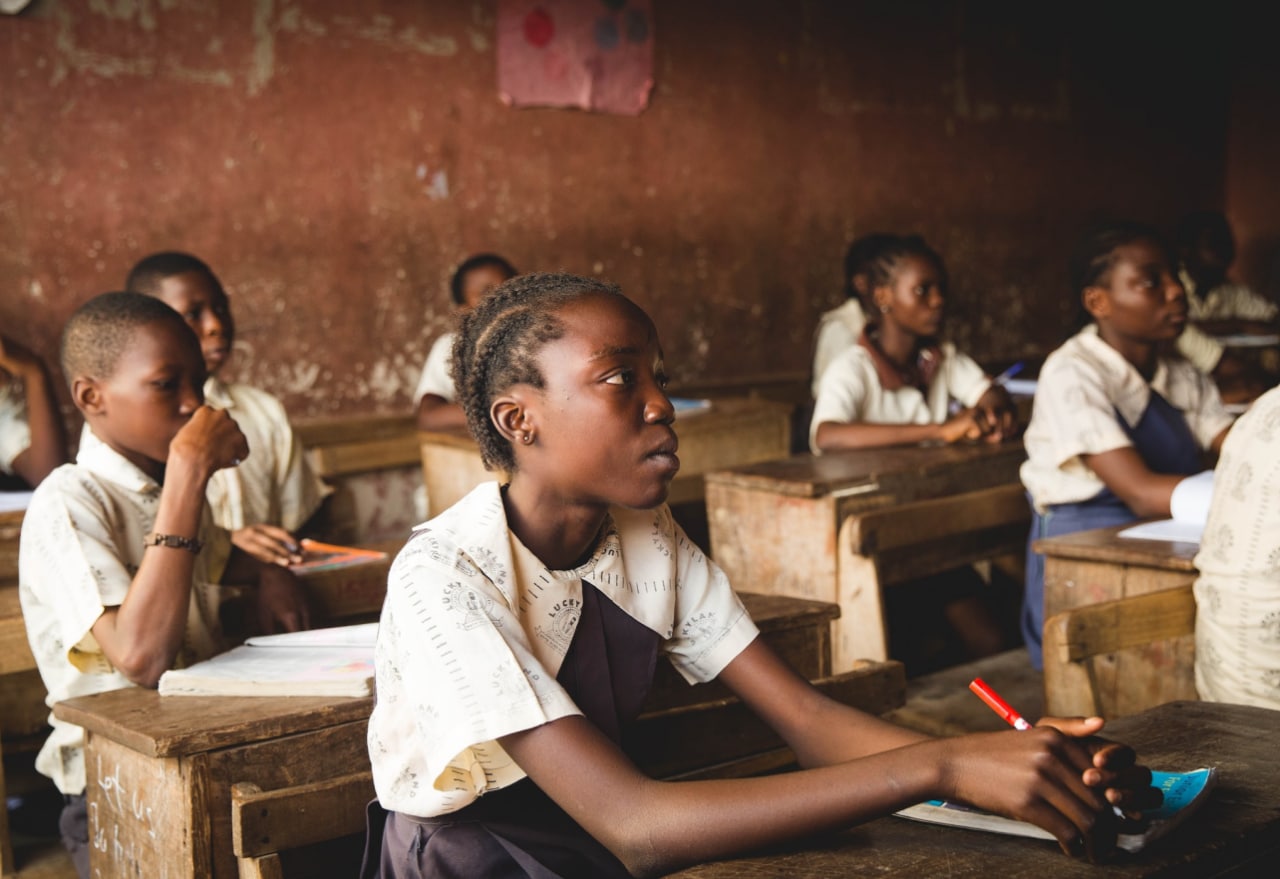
<box><xmin>1021</xmin><ymin>391</ymin><xmax>1204</xmax><ymax>669</ymax></box>
<box><xmin>363</xmin><ymin>581</ymin><xmax>660</xmax><ymax>878</ymax></box>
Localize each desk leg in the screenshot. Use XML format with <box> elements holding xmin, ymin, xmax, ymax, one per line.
<box><xmin>836</xmin><ymin>517</ymin><xmax>889</xmax><ymax>667</ymax></box>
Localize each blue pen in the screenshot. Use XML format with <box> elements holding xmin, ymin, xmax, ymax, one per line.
<box><xmin>992</xmin><ymin>361</ymin><xmax>1025</xmax><ymax>386</ymax></box>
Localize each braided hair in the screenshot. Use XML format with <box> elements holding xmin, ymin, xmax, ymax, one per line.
<box><xmin>452</xmin><ymin>272</ymin><xmax>622</xmax><ymax>472</ymax></box>
<box><xmin>863</xmin><ymin>234</ymin><xmax>946</xmax><ymax>297</ymax></box>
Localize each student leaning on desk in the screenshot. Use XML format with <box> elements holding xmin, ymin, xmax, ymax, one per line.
<box><xmin>1020</xmin><ymin>221</ymin><xmax>1236</xmax><ymax>670</ymax></box>
<box><xmin>0</xmin><ymin>332</ymin><xmax>67</xmax><ymax>489</ymax></box>
<box><xmin>364</xmin><ymin>272</ymin><xmax>1158</xmax><ymax>879</ymax></box>
<box><xmin>17</xmin><ymin>292</ymin><xmax>310</xmax><ymax>879</ymax></box>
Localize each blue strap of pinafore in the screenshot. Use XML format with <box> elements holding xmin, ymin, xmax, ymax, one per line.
<box><xmin>1114</xmin><ymin>389</ymin><xmax>1202</xmax><ymax>476</ymax></box>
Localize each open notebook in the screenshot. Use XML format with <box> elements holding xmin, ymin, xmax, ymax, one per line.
<box><xmin>1118</xmin><ymin>470</ymin><xmax>1213</xmax><ymax>544</ymax></box>
<box><xmin>158</xmin><ymin>623</ymin><xmax>377</xmax><ymax>697</ymax></box>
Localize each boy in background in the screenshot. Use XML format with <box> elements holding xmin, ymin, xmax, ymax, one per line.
<box><xmin>125</xmin><ymin>252</ymin><xmax>331</xmax><ymax>567</ymax></box>
<box><xmin>19</xmin><ymin>292</ymin><xmax>308</xmax><ymax>876</ymax></box>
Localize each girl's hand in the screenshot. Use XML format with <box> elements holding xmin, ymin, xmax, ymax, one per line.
<box><xmin>940</xmin><ymin>726</ymin><xmax>1127</xmax><ymax>861</ymax></box>
<box><xmin>232</xmin><ymin>524</ymin><xmax>305</xmax><ymax>566</ymax></box>
<box><xmin>974</xmin><ymin>386</ymin><xmax>1018</xmax><ymax>442</ymax></box>
<box><xmin>938</xmin><ymin>409</ymin><xmax>987</xmax><ymax>444</ymax></box>
<box><xmin>1034</xmin><ymin>715</ymin><xmax>1160</xmax><ymax>819</ymax></box>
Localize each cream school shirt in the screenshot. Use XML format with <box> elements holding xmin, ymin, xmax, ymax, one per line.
<box><xmin>1020</xmin><ymin>325</ymin><xmax>1233</xmax><ymax>513</ymax></box>
<box><xmin>413</xmin><ymin>333</ymin><xmax>457</xmax><ymax>404</ymax></box>
<box><xmin>1194</xmin><ymin>386</ymin><xmax>1280</xmax><ymax>709</ymax></box>
<box><xmin>809</xmin><ymin>339</ymin><xmax>990</xmax><ymax>453</ymax></box>
<box><xmin>201</xmin><ymin>378</ymin><xmax>330</xmax><ymax>532</ymax></box>
<box><xmin>18</xmin><ymin>434</ymin><xmax>228</xmax><ymax>794</ymax></box>
<box><xmin>811</xmin><ymin>299</ymin><xmax>868</xmax><ymax>398</ymax></box>
<box><xmin>368</xmin><ymin>482</ymin><xmax>759</xmax><ymax>818</ymax></box>
<box><xmin>0</xmin><ymin>379</ymin><xmax>31</xmax><ymax>474</ymax></box>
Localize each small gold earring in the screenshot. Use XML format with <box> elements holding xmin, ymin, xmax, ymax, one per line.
<box><xmin>522</xmin><ymin>432</ymin><xmax>534</xmax><ymax>444</ymax></box>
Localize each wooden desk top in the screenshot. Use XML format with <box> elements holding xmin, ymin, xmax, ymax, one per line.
<box><xmin>704</xmin><ymin>440</ymin><xmax>1026</xmax><ymax>500</ymax></box>
<box><xmin>1034</xmin><ymin>524</ymin><xmax>1199</xmax><ymax>572</ymax></box>
<box><xmin>670</xmin><ymin>700</ymin><xmax>1280</xmax><ymax>878</ymax></box>
<box><xmin>52</xmin><ymin>592</ymin><xmax>838</xmax><ymax>759</ymax></box>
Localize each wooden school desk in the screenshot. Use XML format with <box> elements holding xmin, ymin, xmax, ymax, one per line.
<box><xmin>669</xmin><ymin>699</ymin><xmax>1280</xmax><ymax>879</ymax></box>
<box><xmin>418</xmin><ymin>397</ymin><xmax>792</xmax><ymax>518</ymax></box>
<box><xmin>54</xmin><ymin>593</ymin><xmax>904</xmax><ymax>879</ymax></box>
<box><xmin>1035</xmin><ymin>524</ymin><xmax>1200</xmax><ymax>718</ymax></box>
<box><xmin>706</xmin><ymin>441</ymin><xmax>1030</xmax><ymax>670</ymax></box>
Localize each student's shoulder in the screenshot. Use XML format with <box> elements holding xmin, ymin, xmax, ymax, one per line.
<box><xmin>24</xmin><ymin>462</ymin><xmax>116</xmax><ymax>524</ymax></box>
<box><xmin>216</xmin><ymin>380</ymin><xmax>288</xmax><ymax>414</ymax></box>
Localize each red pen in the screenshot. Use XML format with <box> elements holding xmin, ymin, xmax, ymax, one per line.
<box><xmin>969</xmin><ymin>677</ymin><xmax>1033</xmax><ymax>730</ymax></box>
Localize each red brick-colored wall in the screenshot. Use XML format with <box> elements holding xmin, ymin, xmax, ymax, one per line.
<box><xmin>0</xmin><ymin>1</ymin><xmax>1245</xmax><ymax>426</ymax></box>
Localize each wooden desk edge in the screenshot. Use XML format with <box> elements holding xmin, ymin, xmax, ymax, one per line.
<box><xmin>1033</xmin><ymin>523</ymin><xmax>1199</xmax><ymax>571</ymax></box>
<box><xmin>54</xmin><ymin>691</ymin><xmax>373</xmax><ymax>758</ymax></box>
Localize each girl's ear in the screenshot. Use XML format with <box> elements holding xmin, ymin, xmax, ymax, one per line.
<box><xmin>72</xmin><ymin>376</ymin><xmax>104</xmax><ymax>416</ymax></box>
<box><xmin>490</xmin><ymin>392</ymin><xmax>533</xmax><ymax>446</ymax></box>
<box><xmin>1081</xmin><ymin>286</ymin><xmax>1110</xmax><ymax>321</ymax></box>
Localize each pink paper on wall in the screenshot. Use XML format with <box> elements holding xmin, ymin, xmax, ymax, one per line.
<box><xmin>497</xmin><ymin>0</ymin><xmax>654</xmax><ymax>116</ymax></box>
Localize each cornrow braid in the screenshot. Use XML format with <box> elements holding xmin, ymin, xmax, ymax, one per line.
<box><xmin>864</xmin><ymin>234</ymin><xmax>945</xmax><ymax>294</ymax></box>
<box><xmin>452</xmin><ymin>272</ymin><xmax>622</xmax><ymax>472</ymax></box>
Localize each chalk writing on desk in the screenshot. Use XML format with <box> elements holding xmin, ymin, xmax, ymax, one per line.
<box><xmin>92</xmin><ymin>754</ymin><xmax>161</xmax><ymax>876</ymax></box>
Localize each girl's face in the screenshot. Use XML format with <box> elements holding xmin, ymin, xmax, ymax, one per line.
<box><xmin>875</xmin><ymin>254</ymin><xmax>945</xmax><ymax>338</ymax></box>
<box><xmin>513</xmin><ymin>292</ymin><xmax>679</xmax><ymax>510</ymax></box>
<box><xmin>1087</xmin><ymin>239</ymin><xmax>1187</xmax><ymax>343</ymax></box>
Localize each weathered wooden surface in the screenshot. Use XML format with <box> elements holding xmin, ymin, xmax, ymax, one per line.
<box><xmin>667</xmin><ymin>700</ymin><xmax>1280</xmax><ymax>878</ymax></box>
<box><xmin>296</xmin><ymin>414</ymin><xmax>421</xmax><ymax>479</ymax></box>
<box><xmin>55</xmin><ymin>591</ymin><xmax>854</xmax><ymax>878</ymax></box>
<box><xmin>708</xmin><ymin>442</ymin><xmax>1029</xmax><ymax>669</ymax></box>
<box><xmin>1044</xmin><ymin>585</ymin><xmax>1198</xmax><ymax>718</ymax></box>
<box><xmin>420</xmin><ymin>397</ymin><xmax>792</xmax><ymax>518</ymax></box>
<box><xmin>1038</xmin><ymin>525</ymin><xmax>1199</xmax><ymax>725</ymax></box>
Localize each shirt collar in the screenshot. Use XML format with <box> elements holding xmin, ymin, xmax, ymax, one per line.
<box><xmin>1075</xmin><ymin>324</ymin><xmax>1172</xmax><ymax>428</ymax></box>
<box><xmin>422</xmin><ymin>482</ymin><xmax>677</xmax><ymax>639</ymax></box>
<box><xmin>857</xmin><ymin>326</ymin><xmax>941</xmax><ymax>392</ymax></box>
<box><xmin>76</xmin><ymin>429</ymin><xmax>161</xmax><ymax>495</ymax></box>
<box><xmin>203</xmin><ymin>375</ymin><xmax>234</xmax><ymax>409</ymax></box>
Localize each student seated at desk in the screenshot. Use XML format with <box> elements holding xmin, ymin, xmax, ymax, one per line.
<box><xmin>809</xmin><ymin>234</ymin><xmax>1015</xmax><ymax>453</ymax></box>
<box><xmin>1193</xmin><ymin>384</ymin><xmax>1280</xmax><ymax>710</ymax></box>
<box><xmin>364</xmin><ymin>272</ymin><xmax>1157</xmax><ymax>879</ymax></box>
<box><xmin>18</xmin><ymin>292</ymin><xmax>310</xmax><ymax>878</ymax></box>
<box><xmin>1</xmin><ymin>332</ymin><xmax>68</xmax><ymax>487</ymax></box>
<box><xmin>124</xmin><ymin>252</ymin><xmax>331</xmax><ymax>568</ymax></box>
<box><xmin>1172</xmin><ymin>210</ymin><xmax>1276</xmax><ymax>403</ymax></box>
<box><xmin>415</xmin><ymin>253</ymin><xmax>517</xmax><ymax>431</ymax></box>
<box><xmin>1021</xmin><ymin>222</ymin><xmax>1235</xmax><ymax>669</ymax></box>
<box><xmin>810</xmin><ymin>232</ymin><xmax>896</xmax><ymax>398</ymax></box>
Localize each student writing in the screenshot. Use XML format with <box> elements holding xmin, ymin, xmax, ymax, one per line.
<box><xmin>365</xmin><ymin>272</ymin><xmax>1156</xmax><ymax>878</ymax></box>
<box><xmin>415</xmin><ymin>252</ymin><xmax>518</xmax><ymax>431</ymax></box>
<box><xmin>1020</xmin><ymin>222</ymin><xmax>1235</xmax><ymax>668</ymax></box>
<box><xmin>1</xmin><ymin>332</ymin><xmax>68</xmax><ymax>487</ymax></box>
<box><xmin>810</xmin><ymin>234</ymin><xmax>1015</xmax><ymax>453</ymax></box>
<box><xmin>124</xmin><ymin>252</ymin><xmax>331</xmax><ymax>571</ymax></box>
<box><xmin>18</xmin><ymin>292</ymin><xmax>310</xmax><ymax>877</ymax></box>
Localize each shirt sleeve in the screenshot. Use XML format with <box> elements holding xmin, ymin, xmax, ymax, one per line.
<box><xmin>812</xmin><ymin>315</ymin><xmax>858</xmax><ymax>398</ymax></box>
<box><xmin>809</xmin><ymin>351</ymin><xmax>871</xmax><ymax>451</ymax></box>
<box><xmin>20</xmin><ymin>476</ymin><xmax>134</xmax><ymax>674</ymax></box>
<box><xmin>944</xmin><ymin>347</ymin><xmax>992</xmax><ymax>408</ymax></box>
<box><xmin>1221</xmin><ymin>285</ymin><xmax>1278</xmax><ymax>322</ymax></box>
<box><xmin>1030</xmin><ymin>354</ymin><xmax>1136</xmax><ymax>469</ymax></box>
<box><xmin>1176</xmin><ymin>365</ymin><xmax>1236</xmax><ymax>450</ymax></box>
<box><xmin>0</xmin><ymin>384</ymin><xmax>31</xmax><ymax>474</ymax></box>
<box><xmin>662</xmin><ymin>510</ymin><xmax>758</xmax><ymax>684</ymax></box>
<box><xmin>374</xmin><ymin>536</ymin><xmax>583</xmax><ymax>805</ymax></box>
<box><xmin>1175</xmin><ymin>324</ymin><xmax>1224</xmax><ymax>373</ymax></box>
<box><xmin>414</xmin><ymin>335</ymin><xmax>457</xmax><ymax>404</ymax></box>
<box><xmin>267</xmin><ymin>411</ymin><xmax>331</xmax><ymax>533</ymax></box>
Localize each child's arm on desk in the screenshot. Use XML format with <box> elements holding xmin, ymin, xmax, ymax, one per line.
<box><xmin>1084</xmin><ymin>422</ymin><xmax>1230</xmax><ymax>518</ymax></box>
<box><xmin>502</xmin><ymin>639</ymin><xmax>1154</xmax><ymax>877</ymax></box>
<box><xmin>221</xmin><ymin>546</ymin><xmax>312</xmax><ymax>635</ymax></box>
<box><xmin>91</xmin><ymin>406</ymin><xmax>246</xmax><ymax>687</ymax></box>
<box><xmin>815</xmin><ymin>410</ymin><xmax>988</xmax><ymax>451</ymax></box>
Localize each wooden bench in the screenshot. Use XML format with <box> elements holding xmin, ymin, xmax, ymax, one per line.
<box><xmin>1043</xmin><ymin>584</ymin><xmax>1197</xmax><ymax>718</ymax></box>
<box><xmin>232</xmin><ymin>773</ymin><xmax>373</xmax><ymax>879</ymax></box>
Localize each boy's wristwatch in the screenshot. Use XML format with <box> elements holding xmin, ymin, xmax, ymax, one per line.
<box><xmin>143</xmin><ymin>532</ymin><xmax>204</xmax><ymax>554</ymax></box>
